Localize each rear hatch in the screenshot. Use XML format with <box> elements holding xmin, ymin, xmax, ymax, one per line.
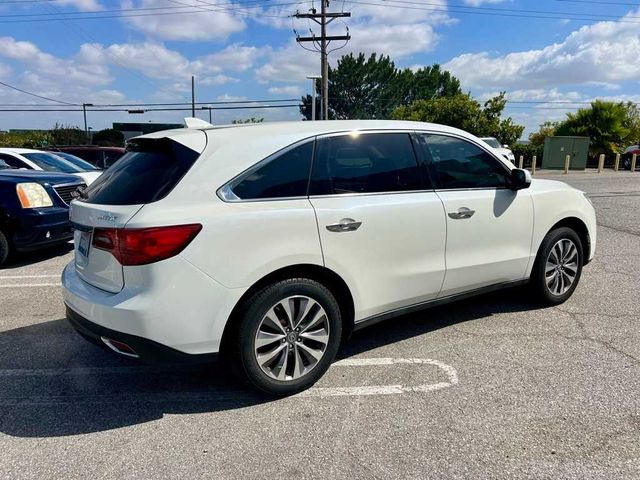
<box><xmin>70</xmin><ymin>132</ymin><xmax>206</xmax><ymax>293</ymax></box>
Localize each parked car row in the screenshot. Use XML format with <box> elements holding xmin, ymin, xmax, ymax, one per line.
<box><xmin>0</xmin><ymin>145</ymin><xmax>125</xmax><ymax>265</ymax></box>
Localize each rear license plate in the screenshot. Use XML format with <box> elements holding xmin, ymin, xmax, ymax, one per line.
<box><xmin>77</xmin><ymin>230</ymin><xmax>91</xmax><ymax>258</ymax></box>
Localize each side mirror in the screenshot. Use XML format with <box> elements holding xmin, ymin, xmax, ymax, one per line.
<box><xmin>510</xmin><ymin>168</ymin><xmax>531</xmax><ymax>190</ymax></box>
<box><xmin>503</xmin><ymin>144</ymin><xmax>509</xmax><ymax>149</ymax></box>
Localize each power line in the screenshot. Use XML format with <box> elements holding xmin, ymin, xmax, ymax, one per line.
<box><xmin>0</xmin><ymin>80</ymin><xmax>78</xmax><ymax>105</ymax></box>
<box><xmin>0</xmin><ymin>104</ymin><xmax>301</xmax><ymax>112</ymax></box>
<box><xmin>0</xmin><ymin>0</ymin><xmax>278</xmax><ymax>17</ymax></box>
<box><xmin>0</xmin><ymin>98</ymin><xmax>301</xmax><ymax>107</ymax></box>
<box><xmin>345</xmin><ymin>0</ymin><xmax>640</xmax><ymax>24</ymax></box>
<box><xmin>0</xmin><ymin>0</ymin><xmax>300</xmax><ymax>22</ymax></box>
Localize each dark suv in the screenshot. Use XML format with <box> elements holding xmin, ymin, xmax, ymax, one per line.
<box><xmin>48</xmin><ymin>146</ymin><xmax>125</xmax><ymax>169</ymax></box>
<box><xmin>0</xmin><ymin>160</ymin><xmax>85</xmax><ymax>266</ymax></box>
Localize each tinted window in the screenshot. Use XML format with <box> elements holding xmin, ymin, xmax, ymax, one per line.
<box><xmin>310</xmin><ymin>133</ymin><xmax>421</xmax><ymax>195</ymax></box>
<box><xmin>82</xmin><ymin>138</ymin><xmax>199</xmax><ymax>205</ymax></box>
<box><xmin>50</xmin><ymin>152</ymin><xmax>99</xmax><ymax>171</ymax></box>
<box><xmin>232</xmin><ymin>141</ymin><xmax>313</xmax><ymax>199</ymax></box>
<box><xmin>421</xmin><ymin>134</ymin><xmax>509</xmax><ymax>189</ymax></box>
<box><xmin>0</xmin><ymin>159</ymin><xmax>10</xmax><ymax>169</ymax></box>
<box><xmin>22</xmin><ymin>152</ymin><xmax>84</xmax><ymax>173</ymax></box>
<box><xmin>0</xmin><ymin>154</ymin><xmax>29</xmax><ymax>169</ymax></box>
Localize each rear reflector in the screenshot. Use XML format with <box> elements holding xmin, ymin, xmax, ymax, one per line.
<box><xmin>92</xmin><ymin>224</ymin><xmax>202</xmax><ymax>266</ymax></box>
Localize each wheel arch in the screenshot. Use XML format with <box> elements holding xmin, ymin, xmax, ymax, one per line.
<box><xmin>219</xmin><ymin>263</ymin><xmax>355</xmax><ymax>356</ymax></box>
<box><xmin>547</xmin><ymin>216</ymin><xmax>591</xmax><ymax>263</ymax></box>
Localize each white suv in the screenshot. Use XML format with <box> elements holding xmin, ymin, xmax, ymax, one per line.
<box><xmin>62</xmin><ymin>120</ymin><xmax>596</xmax><ymax>395</ymax></box>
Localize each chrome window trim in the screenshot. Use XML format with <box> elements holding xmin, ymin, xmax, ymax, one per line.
<box><xmin>217</xmin><ymin>128</ymin><xmax>515</xmax><ymax>203</ymax></box>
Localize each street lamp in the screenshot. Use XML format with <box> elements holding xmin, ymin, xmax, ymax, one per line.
<box><xmin>306</xmin><ymin>75</ymin><xmax>321</xmax><ymax>121</ymax></box>
<box><xmin>82</xmin><ymin>103</ymin><xmax>93</xmax><ymax>139</ymax></box>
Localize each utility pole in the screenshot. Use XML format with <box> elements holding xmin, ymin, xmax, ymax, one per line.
<box><xmin>307</xmin><ymin>75</ymin><xmax>321</xmax><ymax>120</ymax></box>
<box><xmin>82</xmin><ymin>103</ymin><xmax>93</xmax><ymax>140</ymax></box>
<box><xmin>191</xmin><ymin>76</ymin><xmax>196</xmax><ymax>117</ymax></box>
<box><xmin>295</xmin><ymin>2</ymin><xmax>350</xmax><ymax>120</ymax></box>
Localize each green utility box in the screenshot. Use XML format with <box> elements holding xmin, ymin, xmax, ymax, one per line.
<box><xmin>542</xmin><ymin>136</ymin><xmax>590</xmax><ymax>170</ymax></box>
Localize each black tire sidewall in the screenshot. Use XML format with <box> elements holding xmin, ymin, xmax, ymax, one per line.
<box><xmin>236</xmin><ymin>278</ymin><xmax>342</xmax><ymax>396</ymax></box>
<box><xmin>0</xmin><ymin>230</ymin><xmax>9</xmax><ymax>267</ymax></box>
<box><xmin>532</xmin><ymin>227</ymin><xmax>584</xmax><ymax>305</ymax></box>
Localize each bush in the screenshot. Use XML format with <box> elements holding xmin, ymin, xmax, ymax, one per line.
<box><xmin>510</xmin><ymin>143</ymin><xmax>544</xmax><ymax>168</ymax></box>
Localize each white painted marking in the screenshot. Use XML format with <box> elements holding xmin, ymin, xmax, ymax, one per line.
<box><xmin>0</xmin><ymin>283</ymin><xmax>60</xmax><ymax>288</ymax></box>
<box><xmin>0</xmin><ymin>275</ymin><xmax>60</xmax><ymax>279</ymax></box>
<box><xmin>298</xmin><ymin>357</ymin><xmax>459</xmax><ymax>398</ymax></box>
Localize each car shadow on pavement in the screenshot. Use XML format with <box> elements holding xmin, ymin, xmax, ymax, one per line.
<box><xmin>1</xmin><ymin>242</ymin><xmax>73</xmax><ymax>270</ymax></box>
<box><xmin>0</xmin><ymin>287</ymin><xmax>538</xmax><ymax>438</ymax></box>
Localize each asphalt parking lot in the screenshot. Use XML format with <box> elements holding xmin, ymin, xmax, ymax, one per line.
<box><xmin>1</xmin><ymin>171</ymin><xmax>638</xmax><ymax>479</ymax></box>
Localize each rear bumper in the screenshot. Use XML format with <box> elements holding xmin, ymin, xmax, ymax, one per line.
<box><xmin>10</xmin><ymin>207</ymin><xmax>72</xmax><ymax>251</ymax></box>
<box><xmin>61</xmin><ymin>257</ymin><xmax>245</xmax><ymax>356</ymax></box>
<box><xmin>66</xmin><ymin>306</ymin><xmax>217</xmax><ymax>365</ymax></box>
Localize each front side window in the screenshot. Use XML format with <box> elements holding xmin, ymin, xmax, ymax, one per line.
<box><xmin>0</xmin><ymin>154</ymin><xmax>29</xmax><ymax>169</ymax></box>
<box><xmin>231</xmin><ymin>141</ymin><xmax>314</xmax><ymax>200</ymax></box>
<box><xmin>310</xmin><ymin>133</ymin><xmax>422</xmax><ymax>195</ymax></box>
<box><xmin>421</xmin><ymin>134</ymin><xmax>509</xmax><ymax>189</ymax></box>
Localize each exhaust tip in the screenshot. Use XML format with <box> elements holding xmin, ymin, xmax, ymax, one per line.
<box><xmin>101</xmin><ymin>336</ymin><xmax>140</xmax><ymax>358</ymax></box>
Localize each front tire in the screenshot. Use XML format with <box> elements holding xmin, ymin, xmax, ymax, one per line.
<box><xmin>233</xmin><ymin>278</ymin><xmax>342</xmax><ymax>396</ymax></box>
<box><xmin>531</xmin><ymin>227</ymin><xmax>583</xmax><ymax>305</ymax></box>
<box><xmin>0</xmin><ymin>230</ymin><xmax>10</xmax><ymax>267</ymax></box>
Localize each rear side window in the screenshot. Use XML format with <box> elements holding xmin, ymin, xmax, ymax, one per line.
<box><xmin>0</xmin><ymin>154</ymin><xmax>29</xmax><ymax>169</ymax></box>
<box><xmin>82</xmin><ymin>138</ymin><xmax>199</xmax><ymax>205</ymax></box>
<box><xmin>310</xmin><ymin>133</ymin><xmax>422</xmax><ymax>195</ymax></box>
<box><xmin>231</xmin><ymin>141</ymin><xmax>314</xmax><ymax>200</ymax></box>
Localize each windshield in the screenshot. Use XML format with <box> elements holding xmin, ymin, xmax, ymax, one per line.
<box><xmin>22</xmin><ymin>152</ymin><xmax>84</xmax><ymax>173</ymax></box>
<box><xmin>482</xmin><ymin>138</ymin><xmax>502</xmax><ymax>148</ymax></box>
<box><xmin>51</xmin><ymin>151</ymin><xmax>100</xmax><ymax>171</ymax></box>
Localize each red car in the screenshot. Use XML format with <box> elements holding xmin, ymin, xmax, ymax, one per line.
<box><xmin>622</xmin><ymin>145</ymin><xmax>640</xmax><ymax>170</ymax></box>
<box><xmin>48</xmin><ymin>146</ymin><xmax>125</xmax><ymax>169</ymax></box>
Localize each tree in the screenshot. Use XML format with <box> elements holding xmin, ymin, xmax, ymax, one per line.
<box><xmin>555</xmin><ymin>100</ymin><xmax>629</xmax><ymax>156</ymax></box>
<box><xmin>50</xmin><ymin>123</ymin><xmax>88</xmax><ymax>145</ymax></box>
<box><xmin>231</xmin><ymin>117</ymin><xmax>264</xmax><ymax>124</ymax></box>
<box><xmin>391</xmin><ymin>92</ymin><xmax>524</xmax><ymax>145</ymax></box>
<box><xmin>528</xmin><ymin>121</ymin><xmax>559</xmax><ymax>146</ymax></box>
<box><xmin>300</xmin><ymin>53</ymin><xmax>461</xmax><ymax>120</ymax></box>
<box><xmin>92</xmin><ymin>128</ymin><xmax>124</xmax><ymax>147</ymax></box>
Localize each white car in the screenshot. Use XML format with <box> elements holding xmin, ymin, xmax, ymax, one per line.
<box><xmin>480</xmin><ymin>137</ymin><xmax>516</xmax><ymax>163</ymax></box>
<box><xmin>0</xmin><ymin>148</ymin><xmax>102</xmax><ymax>185</ymax></box>
<box><xmin>62</xmin><ymin>120</ymin><xmax>596</xmax><ymax>395</ymax></box>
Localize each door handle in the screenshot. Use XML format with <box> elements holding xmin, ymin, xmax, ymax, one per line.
<box><xmin>448</xmin><ymin>207</ymin><xmax>475</xmax><ymax>219</ymax></box>
<box><xmin>326</xmin><ymin>218</ymin><xmax>362</xmax><ymax>232</ymax></box>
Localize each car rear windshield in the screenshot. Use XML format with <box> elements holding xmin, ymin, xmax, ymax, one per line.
<box><xmin>81</xmin><ymin>138</ymin><xmax>200</xmax><ymax>205</ymax></box>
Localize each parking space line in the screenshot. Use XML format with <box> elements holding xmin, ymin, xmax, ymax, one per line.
<box><xmin>298</xmin><ymin>357</ymin><xmax>459</xmax><ymax>398</ymax></box>
<box><xmin>0</xmin><ymin>275</ymin><xmax>60</xmax><ymax>279</ymax></box>
<box><xmin>0</xmin><ymin>283</ymin><xmax>60</xmax><ymax>288</ymax></box>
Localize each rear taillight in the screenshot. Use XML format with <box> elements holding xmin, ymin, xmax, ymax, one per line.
<box><xmin>92</xmin><ymin>224</ymin><xmax>202</xmax><ymax>266</ymax></box>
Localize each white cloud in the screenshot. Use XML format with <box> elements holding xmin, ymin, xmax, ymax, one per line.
<box><xmin>463</xmin><ymin>0</ymin><xmax>508</xmax><ymax>5</ymax></box>
<box><xmin>195</xmin><ymin>44</ymin><xmax>267</xmax><ymax>73</ymax></box>
<box><xmin>200</xmin><ymin>75</ymin><xmax>239</xmax><ymax>86</ymax></box>
<box><xmin>120</xmin><ymin>0</ymin><xmax>245</xmax><ymax>41</ymax></box>
<box><xmin>54</xmin><ymin>0</ymin><xmax>104</xmax><ymax>11</ymax></box>
<box><xmin>268</xmin><ymin>85</ymin><xmax>302</xmax><ymax>96</ymax></box>
<box><xmin>444</xmin><ymin>8</ymin><xmax>640</xmax><ymax>91</ymax></box>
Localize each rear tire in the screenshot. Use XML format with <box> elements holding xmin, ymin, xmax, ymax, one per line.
<box><xmin>531</xmin><ymin>227</ymin><xmax>583</xmax><ymax>305</ymax></box>
<box><xmin>231</xmin><ymin>278</ymin><xmax>342</xmax><ymax>396</ymax></box>
<box><xmin>0</xmin><ymin>230</ymin><xmax>10</xmax><ymax>267</ymax></box>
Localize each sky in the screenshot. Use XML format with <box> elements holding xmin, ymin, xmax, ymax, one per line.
<box><xmin>1</xmin><ymin>0</ymin><xmax>640</xmax><ymax>137</ymax></box>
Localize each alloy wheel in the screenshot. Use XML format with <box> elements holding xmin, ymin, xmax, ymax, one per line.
<box><xmin>254</xmin><ymin>295</ymin><xmax>330</xmax><ymax>381</ymax></box>
<box><xmin>545</xmin><ymin>238</ymin><xmax>579</xmax><ymax>296</ymax></box>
